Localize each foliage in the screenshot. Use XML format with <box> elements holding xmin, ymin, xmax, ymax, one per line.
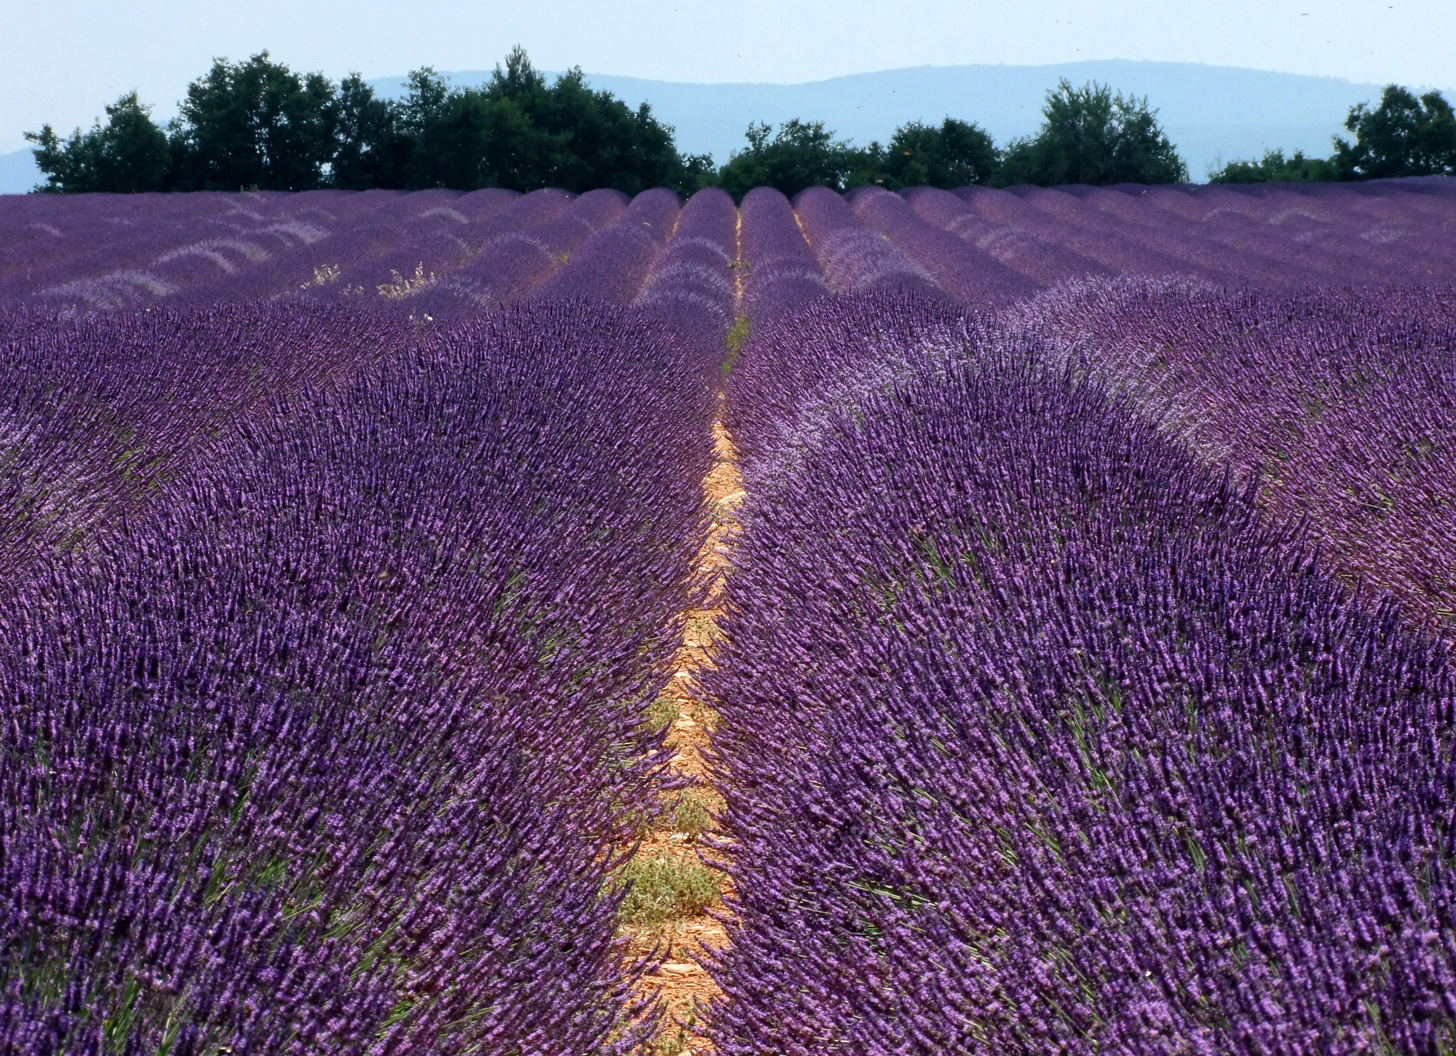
<box><xmin>877</xmin><ymin>118</ymin><xmax>998</xmax><ymax>190</ymax></box>
<box><xmin>669</xmin><ymin>789</ymin><xmax>716</xmax><ymax>839</ymax></box>
<box><xmin>168</xmin><ymin>52</ymin><xmax>339</xmax><ymax>191</ymax></box>
<box><xmin>24</xmin><ymin>91</ymin><xmax>171</xmax><ymax>193</ymax></box>
<box><xmin>718</xmin><ymin>117</ymin><xmax>999</xmax><ymax>198</ymax></box>
<box><xmin>1207</xmin><ymin>147</ymin><xmax>1338</xmax><ymax>183</ymax></box>
<box><xmin>485</xmin><ymin>48</ymin><xmax>710</xmax><ymax>195</ymax></box>
<box><xmin>1333</xmin><ymin>84</ymin><xmax>1456</xmax><ymax>179</ymax></box>
<box><xmin>1205</xmin><ymin>85</ymin><xmax>1456</xmax><ymax>184</ymax></box>
<box><xmin>330</xmin><ymin>72</ymin><xmax>408</xmax><ymax>190</ymax></box>
<box><xmin>614</xmin><ymin>853</ymin><xmax>722</xmax><ymax>928</ymax></box>
<box><xmin>999</xmin><ymin>79</ymin><xmax>1188</xmax><ymax>186</ymax></box>
<box><xmin>716</xmin><ymin>119</ymin><xmax>876</xmax><ymax>200</ymax></box>
<box><xmin>27</xmin><ymin>47</ymin><xmax>710</xmax><ymax>195</ymax></box>
<box><xmin>29</xmin><ymin>54</ymin><xmax>1216</xmax><ymax>195</ymax></box>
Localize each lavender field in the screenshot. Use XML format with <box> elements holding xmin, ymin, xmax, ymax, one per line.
<box><xmin>2</xmin><ymin>177</ymin><xmax>1455</xmax><ymax>1055</ymax></box>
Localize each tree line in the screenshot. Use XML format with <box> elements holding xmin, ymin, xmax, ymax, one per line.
<box><xmin>1209</xmin><ymin>85</ymin><xmax>1456</xmax><ymax>183</ymax></box>
<box><xmin>26</xmin><ymin>48</ymin><xmax>1456</xmax><ymax>197</ymax></box>
<box><xmin>27</xmin><ymin>48</ymin><xmax>709</xmax><ymax>196</ymax></box>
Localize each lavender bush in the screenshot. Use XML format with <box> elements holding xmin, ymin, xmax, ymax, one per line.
<box><xmin>1011</xmin><ymin>277</ymin><xmax>1456</xmax><ymax>641</ymax></box>
<box><xmin>1</xmin><ymin>301</ymin><xmax>716</xmax><ymax>1054</ymax></box>
<box><xmin>634</xmin><ymin>187</ymin><xmax>738</xmax><ymax>350</ymax></box>
<box><xmin>737</xmin><ymin>187</ymin><xmax>826</xmax><ymax>322</ymax></box>
<box><xmin>708</xmin><ymin>303</ymin><xmax>1456</xmax><ymax>1053</ymax></box>
<box><xmin>792</xmin><ymin>186</ymin><xmax>937</xmax><ymax>296</ymax></box>
<box><xmin>848</xmin><ymin>185</ymin><xmax>1038</xmax><ymax>307</ymax></box>
<box><xmin>5</xmin><ymin>175</ymin><xmax>1456</xmax><ymax>1054</ymax></box>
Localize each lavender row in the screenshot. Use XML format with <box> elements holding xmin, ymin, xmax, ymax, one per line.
<box><xmin>1062</xmin><ymin>183</ymin><xmax>1456</xmax><ymax>286</ymax></box>
<box><xmin>0</xmin><ymin>304</ymin><xmax>407</xmax><ymax>586</ymax></box>
<box><xmin>1012</xmin><ymin>277</ymin><xmax>1456</xmax><ymax>641</ymax></box>
<box><xmin>904</xmin><ymin>186</ymin><xmax>1113</xmax><ymax>291</ymax></box>
<box><xmin>6</xmin><ymin>179</ymin><xmax>1454</xmax><ymax>317</ymax></box>
<box><xmin>724</xmin><ymin>290</ymin><xmax>973</xmax><ymax>476</ymax></box>
<box><xmin>0</xmin><ymin>190</ymin><xmax>526</xmax><ymax>314</ymax></box>
<box><xmin>708</xmin><ymin>297</ymin><xmax>1456</xmax><ymax>1053</ymax></box>
<box><xmin>901</xmin><ymin>181</ymin><xmax>1456</xmax><ymax>291</ymax></box>
<box><xmin>1012</xmin><ymin>186</ymin><xmax>1299</xmax><ymax>288</ymax></box>
<box><xmin>404</xmin><ymin>188</ymin><xmax>626</xmax><ymax>319</ymax></box>
<box><xmin>792</xmin><ymin>186</ymin><xmax>936</xmax><ymax>296</ymax></box>
<box><xmin>0</xmin><ymin>192</ymin><xmax>398</xmax><ymax>309</ymax></box>
<box><xmin>1172</xmin><ymin>181</ymin><xmax>1456</xmax><ymax>276</ymax></box>
<box><xmin>152</xmin><ymin>189</ymin><xmax>512</xmax><ymax>310</ymax></box>
<box><xmin>234</xmin><ymin>188</ymin><xmax>524</xmax><ymax>307</ymax></box>
<box><xmin>738</xmin><ymin>187</ymin><xmax>827</xmax><ymax>322</ymax></box>
<box><xmin>1</xmin><ymin>301</ymin><xmax>716</xmax><ymax>1053</ymax></box>
<box><xmin>531</xmin><ymin>188</ymin><xmax>680</xmax><ymax>303</ymax></box>
<box><xmin>1064</xmin><ymin>186</ymin><xmax>1387</xmax><ymax>287</ymax></box>
<box><xmin>955</xmin><ymin>186</ymin><xmax>1230</xmax><ymax>287</ymax></box>
<box><xmin>634</xmin><ymin>187</ymin><xmax>739</xmax><ymax>351</ymax></box>
<box><xmin>848</xmin><ymin>185</ymin><xmax>1039</xmax><ymax>307</ymax></box>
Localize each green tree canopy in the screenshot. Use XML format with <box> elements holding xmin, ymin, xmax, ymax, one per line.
<box><xmin>878</xmin><ymin>118</ymin><xmax>998</xmax><ymax>190</ymax></box>
<box><xmin>479</xmin><ymin>48</ymin><xmax>702</xmax><ymax>194</ymax></box>
<box><xmin>168</xmin><ymin>52</ymin><xmax>338</xmax><ymax>191</ymax></box>
<box><xmin>716</xmin><ymin>119</ymin><xmax>873</xmax><ymax>199</ymax></box>
<box><xmin>1208</xmin><ymin>148</ymin><xmax>1337</xmax><ymax>184</ymax></box>
<box><xmin>999</xmin><ymin>79</ymin><xmax>1187</xmax><ymax>187</ymax></box>
<box><xmin>1332</xmin><ymin>85</ymin><xmax>1456</xmax><ymax>179</ymax></box>
<box><xmin>25</xmin><ymin>91</ymin><xmax>171</xmax><ymax>193</ymax></box>
<box><xmin>331</xmin><ymin>73</ymin><xmax>408</xmax><ymax>190</ymax></box>
<box><xmin>343</xmin><ymin>49</ymin><xmax>709</xmax><ymax>194</ymax></box>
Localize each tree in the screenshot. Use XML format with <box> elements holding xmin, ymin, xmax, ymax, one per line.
<box><xmin>169</xmin><ymin>52</ymin><xmax>338</xmax><ymax>191</ymax></box>
<box><xmin>392</xmin><ymin>67</ymin><xmax>478</xmax><ymax>189</ymax></box>
<box><xmin>26</xmin><ymin>91</ymin><xmax>171</xmax><ymax>193</ymax></box>
<box><xmin>1208</xmin><ymin>148</ymin><xmax>1337</xmax><ymax>184</ymax></box>
<box><xmin>998</xmin><ymin>80</ymin><xmax>1187</xmax><ymax>187</ymax></box>
<box><xmin>484</xmin><ymin>48</ymin><xmax>699</xmax><ymax>194</ymax></box>
<box><xmin>387</xmin><ymin>48</ymin><xmax>709</xmax><ymax>195</ymax></box>
<box><xmin>1332</xmin><ymin>85</ymin><xmax>1456</xmax><ymax>180</ymax></box>
<box><xmin>332</xmin><ymin>73</ymin><xmax>408</xmax><ymax>190</ymax></box>
<box><xmin>716</xmin><ymin>119</ymin><xmax>872</xmax><ymax>199</ymax></box>
<box><xmin>877</xmin><ymin>118</ymin><xmax>998</xmax><ymax>190</ymax></box>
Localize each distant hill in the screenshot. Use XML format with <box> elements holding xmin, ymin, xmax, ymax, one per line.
<box><xmin>0</xmin><ymin>148</ymin><xmax>40</xmax><ymax>195</ymax></box>
<box><xmin>4</xmin><ymin>60</ymin><xmax>1449</xmax><ymax>194</ymax></box>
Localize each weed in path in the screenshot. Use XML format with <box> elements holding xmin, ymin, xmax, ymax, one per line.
<box><xmin>615</xmin><ymin>853</ymin><xmax>722</xmax><ymax>929</ymax></box>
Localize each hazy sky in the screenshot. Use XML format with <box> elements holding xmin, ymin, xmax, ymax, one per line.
<box><xmin>3</xmin><ymin>0</ymin><xmax>1452</xmax><ymax>151</ymax></box>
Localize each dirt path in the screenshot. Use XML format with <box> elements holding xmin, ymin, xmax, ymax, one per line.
<box><xmin>620</xmin><ymin>407</ymin><xmax>743</xmax><ymax>1054</ymax></box>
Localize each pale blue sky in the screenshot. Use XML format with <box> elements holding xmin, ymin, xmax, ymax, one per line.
<box><xmin>4</xmin><ymin>0</ymin><xmax>1452</xmax><ymax>152</ymax></box>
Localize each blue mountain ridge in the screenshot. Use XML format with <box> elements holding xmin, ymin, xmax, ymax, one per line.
<box><xmin>4</xmin><ymin>60</ymin><xmax>1447</xmax><ymax>193</ymax></box>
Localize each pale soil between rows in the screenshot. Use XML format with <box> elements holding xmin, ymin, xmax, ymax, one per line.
<box><xmin>621</xmin><ymin>410</ymin><xmax>743</xmax><ymax>1055</ymax></box>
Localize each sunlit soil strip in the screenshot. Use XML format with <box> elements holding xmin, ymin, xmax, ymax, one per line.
<box><xmin>619</xmin><ymin>212</ymin><xmax>746</xmax><ymax>1056</ymax></box>
<box><xmin>616</xmin><ymin>409</ymin><xmax>742</xmax><ymax>1055</ymax></box>
<box><xmin>626</xmin><ymin>410</ymin><xmax>739</xmax><ymax>1048</ymax></box>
